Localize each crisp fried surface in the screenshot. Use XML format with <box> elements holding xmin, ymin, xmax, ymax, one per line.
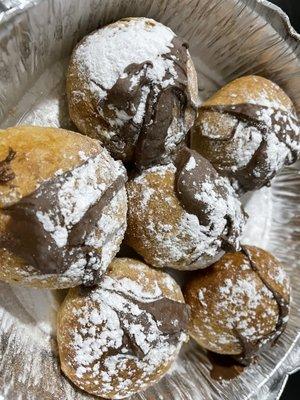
<box><xmin>0</xmin><ymin>125</ymin><xmax>102</xmax><ymax>206</ymax></box>
<box><xmin>57</xmin><ymin>258</ymin><xmax>185</xmax><ymax>398</ymax></box>
<box><xmin>184</xmin><ymin>246</ymin><xmax>290</xmax><ymax>355</ymax></box>
<box><xmin>0</xmin><ymin>126</ymin><xmax>126</xmax><ymax>289</ymax></box>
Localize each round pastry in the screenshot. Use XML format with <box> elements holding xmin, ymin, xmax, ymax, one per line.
<box><xmin>57</xmin><ymin>257</ymin><xmax>189</xmax><ymax>399</ymax></box>
<box><xmin>0</xmin><ymin>126</ymin><xmax>127</xmax><ymax>289</ymax></box>
<box><xmin>125</xmin><ymin>147</ymin><xmax>246</xmax><ymax>270</ymax></box>
<box><xmin>191</xmin><ymin>75</ymin><xmax>300</xmax><ymax>192</ymax></box>
<box><xmin>67</xmin><ymin>17</ymin><xmax>199</xmax><ymax>169</ymax></box>
<box><xmin>184</xmin><ymin>245</ymin><xmax>290</xmax><ymax>364</ymax></box>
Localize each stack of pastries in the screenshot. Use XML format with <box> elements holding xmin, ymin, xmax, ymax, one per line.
<box><xmin>0</xmin><ymin>17</ymin><xmax>299</xmax><ymax>399</ymax></box>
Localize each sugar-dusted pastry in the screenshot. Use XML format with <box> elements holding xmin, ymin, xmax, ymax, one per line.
<box><xmin>184</xmin><ymin>245</ymin><xmax>290</xmax><ymax>364</ymax></box>
<box><xmin>57</xmin><ymin>258</ymin><xmax>189</xmax><ymax>399</ymax></box>
<box><xmin>0</xmin><ymin>126</ymin><xmax>127</xmax><ymax>288</ymax></box>
<box><xmin>67</xmin><ymin>17</ymin><xmax>199</xmax><ymax>169</ymax></box>
<box><xmin>191</xmin><ymin>75</ymin><xmax>300</xmax><ymax>192</ymax></box>
<box><xmin>126</xmin><ymin>147</ymin><xmax>246</xmax><ymax>270</ymax></box>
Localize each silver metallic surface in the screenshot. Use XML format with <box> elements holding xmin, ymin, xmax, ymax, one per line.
<box><xmin>0</xmin><ymin>1</ymin><xmax>299</xmax><ymax>399</ymax></box>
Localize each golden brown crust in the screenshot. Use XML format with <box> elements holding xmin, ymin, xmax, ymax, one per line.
<box><xmin>0</xmin><ymin>126</ymin><xmax>127</xmax><ymax>289</ymax></box>
<box><xmin>57</xmin><ymin>258</ymin><xmax>187</xmax><ymax>399</ymax></box>
<box><xmin>125</xmin><ymin>160</ymin><xmax>245</xmax><ymax>271</ymax></box>
<box><xmin>184</xmin><ymin>246</ymin><xmax>290</xmax><ymax>355</ymax></box>
<box><xmin>191</xmin><ymin>75</ymin><xmax>299</xmax><ymax>192</ymax></box>
<box><xmin>125</xmin><ymin>165</ymin><xmax>187</xmax><ymax>269</ymax></box>
<box><xmin>203</xmin><ymin>75</ymin><xmax>294</xmax><ymax>109</ymax></box>
<box><xmin>67</xmin><ymin>51</ymin><xmax>109</xmax><ymax>142</ymax></box>
<box><xmin>125</xmin><ymin>165</ymin><xmax>222</xmax><ymax>270</ymax></box>
<box><xmin>0</xmin><ymin>126</ymin><xmax>101</xmax><ymax>207</ymax></box>
<box><xmin>106</xmin><ymin>258</ymin><xmax>184</xmax><ymax>302</ymax></box>
<box><xmin>67</xmin><ymin>17</ymin><xmax>198</xmax><ymax>166</ymax></box>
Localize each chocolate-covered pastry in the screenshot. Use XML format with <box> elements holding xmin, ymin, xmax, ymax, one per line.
<box><xmin>0</xmin><ymin>126</ymin><xmax>127</xmax><ymax>289</ymax></box>
<box><xmin>67</xmin><ymin>17</ymin><xmax>199</xmax><ymax>169</ymax></box>
<box><xmin>57</xmin><ymin>258</ymin><xmax>189</xmax><ymax>399</ymax></box>
<box><xmin>125</xmin><ymin>147</ymin><xmax>246</xmax><ymax>270</ymax></box>
<box><xmin>184</xmin><ymin>245</ymin><xmax>290</xmax><ymax>365</ymax></box>
<box><xmin>191</xmin><ymin>75</ymin><xmax>300</xmax><ymax>192</ymax></box>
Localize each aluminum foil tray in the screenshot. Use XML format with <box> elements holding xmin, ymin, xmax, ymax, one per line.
<box><xmin>0</xmin><ymin>1</ymin><xmax>299</xmax><ymax>399</ymax></box>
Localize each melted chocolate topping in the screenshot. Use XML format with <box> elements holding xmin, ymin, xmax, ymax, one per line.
<box><xmin>99</xmin><ymin>37</ymin><xmax>197</xmax><ymax>169</ymax></box>
<box><xmin>143</xmin><ymin>296</ymin><xmax>190</xmax><ymax>335</ymax></box>
<box><xmin>174</xmin><ymin>147</ymin><xmax>242</xmax><ymax>251</ymax></box>
<box><xmin>207</xmin><ymin>351</ymin><xmax>244</xmax><ymax>381</ymax></box>
<box><xmin>0</xmin><ymin>148</ymin><xmax>16</xmax><ymax>184</ymax></box>
<box><xmin>1</xmin><ymin>157</ymin><xmax>126</xmax><ymax>278</ymax></box>
<box><xmin>200</xmin><ymin>103</ymin><xmax>299</xmax><ymax>191</ymax></box>
<box><xmin>97</xmin><ymin>285</ymin><xmax>190</xmax><ymax>358</ymax></box>
<box><xmin>233</xmin><ymin>246</ymin><xmax>290</xmax><ymax>366</ymax></box>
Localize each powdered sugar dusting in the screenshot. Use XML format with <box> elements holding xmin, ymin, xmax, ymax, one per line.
<box><xmin>37</xmin><ymin>154</ymin><xmax>107</xmax><ymax>248</ymax></box>
<box><xmin>74</xmin><ymin>18</ymin><xmax>177</xmax><ymax>100</ymax></box>
<box><xmin>193</xmin><ymin>175</ymin><xmax>243</xmax><ymax>243</ymax></box>
<box><xmin>66</xmin><ymin>264</ymin><xmax>186</xmax><ymax>398</ymax></box>
<box><xmin>253</xmin><ymin>105</ymin><xmax>299</xmax><ymax>176</ymax></box>
<box><xmin>193</xmin><ymin>247</ymin><xmax>290</xmax><ymax>353</ymax></box>
<box><xmin>185</xmin><ymin>156</ymin><xmax>196</xmax><ymax>171</ymax></box>
<box><xmin>199</xmin><ymin>85</ymin><xmax>300</xmax><ymax>190</ymax></box>
<box><xmin>127</xmin><ymin>161</ymin><xmax>245</xmax><ymax>269</ymax></box>
<box><xmin>230</xmin><ymin>124</ymin><xmax>263</xmax><ymax>170</ymax></box>
<box><xmin>133</xmin><ymin>86</ymin><xmax>150</xmax><ymax>124</ymax></box>
<box><xmin>247</xmin><ymin>89</ymin><xmax>288</xmax><ymax>111</ymax></box>
<box><xmin>71</xmin><ymin>17</ymin><xmax>197</xmax><ymax>158</ymax></box>
<box><xmin>35</xmin><ymin>148</ymin><xmax>127</xmax><ymax>283</ymax></box>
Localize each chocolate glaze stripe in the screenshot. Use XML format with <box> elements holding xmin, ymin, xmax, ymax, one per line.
<box><xmin>69</xmin><ymin>173</ymin><xmax>126</xmax><ymax>246</ymax></box>
<box><xmin>90</xmin><ymin>285</ymin><xmax>190</xmax><ymax>358</ymax></box>
<box><xmin>233</xmin><ymin>246</ymin><xmax>290</xmax><ymax>365</ymax></box>
<box><xmin>201</xmin><ymin>103</ymin><xmax>299</xmax><ymax>161</ymax></box>
<box><xmin>199</xmin><ymin>103</ymin><xmax>299</xmax><ymax>190</ymax></box>
<box><xmin>0</xmin><ymin>147</ymin><xmax>16</xmax><ymax>184</ymax></box>
<box><xmin>174</xmin><ymin>147</ymin><xmax>210</xmax><ymax>226</ymax></box>
<box><xmin>100</xmin><ymin>37</ymin><xmax>197</xmax><ymax>169</ymax></box>
<box><xmin>82</xmin><ymin>218</ymin><xmax>128</xmax><ymax>285</ymax></box>
<box><xmin>201</xmin><ymin>103</ymin><xmax>299</xmax><ymax>128</ymax></box>
<box><xmin>134</xmin><ymin>38</ymin><xmax>197</xmax><ymax>170</ymax></box>
<box><xmin>78</xmin><ymin>174</ymin><xmax>127</xmax><ymax>285</ymax></box>
<box><xmin>99</xmin><ymin>60</ymin><xmax>152</xmax><ymax>162</ymax></box>
<box><xmin>174</xmin><ymin>146</ymin><xmax>242</xmax><ymax>252</ymax></box>
<box><xmin>107</xmin><ymin>288</ymin><xmax>190</xmax><ymax>335</ymax></box>
<box><xmin>1</xmin><ymin>153</ymin><xmax>126</xmax><ymax>277</ymax></box>
<box><xmin>238</xmin><ymin>136</ymin><xmax>271</xmax><ymax>190</ymax></box>
<box><xmin>2</xmin><ymin>153</ymin><xmax>95</xmax><ymax>274</ymax></box>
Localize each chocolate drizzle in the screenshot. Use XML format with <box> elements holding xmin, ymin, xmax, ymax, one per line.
<box><xmin>174</xmin><ymin>146</ymin><xmax>243</xmax><ymax>251</ymax></box>
<box><xmin>143</xmin><ymin>296</ymin><xmax>190</xmax><ymax>335</ymax></box>
<box><xmin>98</xmin><ymin>37</ymin><xmax>197</xmax><ymax>170</ymax></box>
<box><xmin>0</xmin><ymin>156</ymin><xmax>126</xmax><ymax>278</ymax></box>
<box><xmin>200</xmin><ymin>103</ymin><xmax>299</xmax><ymax>191</ymax></box>
<box><xmin>207</xmin><ymin>351</ymin><xmax>244</xmax><ymax>381</ymax></box>
<box><xmin>0</xmin><ymin>148</ymin><xmax>16</xmax><ymax>184</ymax></box>
<box><xmin>232</xmin><ymin>246</ymin><xmax>290</xmax><ymax>365</ymax></box>
<box><xmin>95</xmin><ymin>284</ymin><xmax>190</xmax><ymax>358</ymax></box>
<box><xmin>68</xmin><ymin>174</ymin><xmax>125</xmax><ymax>247</ymax></box>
